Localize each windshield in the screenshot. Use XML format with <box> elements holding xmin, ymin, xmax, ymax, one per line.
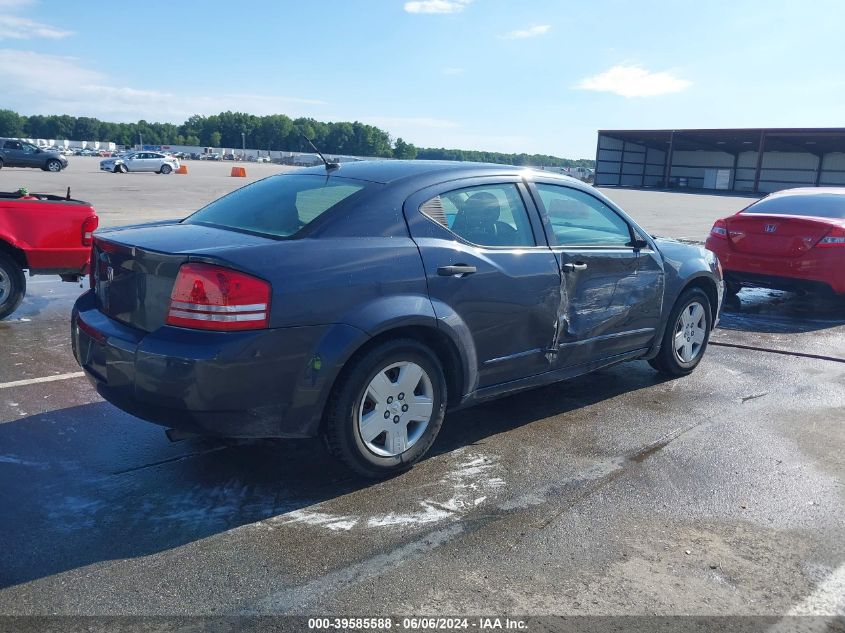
<box><xmin>184</xmin><ymin>174</ymin><xmax>367</xmax><ymax>238</ymax></box>
<box><xmin>743</xmin><ymin>193</ymin><xmax>845</xmax><ymax>219</ymax></box>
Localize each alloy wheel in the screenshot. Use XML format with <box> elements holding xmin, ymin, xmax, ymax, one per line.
<box><xmin>0</xmin><ymin>267</ymin><xmax>10</xmax><ymax>306</ymax></box>
<box><xmin>357</xmin><ymin>361</ymin><xmax>434</xmax><ymax>457</ymax></box>
<box><xmin>674</xmin><ymin>301</ymin><xmax>707</xmax><ymax>363</ymax></box>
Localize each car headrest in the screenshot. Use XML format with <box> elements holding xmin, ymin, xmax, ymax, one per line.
<box><xmin>461</xmin><ymin>192</ymin><xmax>501</xmax><ymax>225</ymax></box>
<box><xmin>275</xmin><ymin>192</ymin><xmax>302</xmax><ymax>233</ymax></box>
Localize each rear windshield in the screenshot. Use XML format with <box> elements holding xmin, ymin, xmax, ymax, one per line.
<box><xmin>184</xmin><ymin>174</ymin><xmax>367</xmax><ymax>238</ymax></box>
<box><xmin>743</xmin><ymin>193</ymin><xmax>845</xmax><ymax>219</ymax></box>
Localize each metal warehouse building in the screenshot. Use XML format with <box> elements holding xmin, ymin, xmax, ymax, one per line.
<box><xmin>595</xmin><ymin>128</ymin><xmax>845</xmax><ymax>194</ymax></box>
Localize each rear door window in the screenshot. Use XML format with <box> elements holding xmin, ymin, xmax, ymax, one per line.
<box><xmin>184</xmin><ymin>174</ymin><xmax>367</xmax><ymax>238</ymax></box>
<box><xmin>420</xmin><ymin>183</ymin><xmax>535</xmax><ymax>247</ymax></box>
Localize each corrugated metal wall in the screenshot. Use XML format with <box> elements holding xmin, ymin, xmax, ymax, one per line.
<box><xmin>595</xmin><ymin>135</ymin><xmax>624</xmax><ymax>186</ymax></box>
<box><xmin>669</xmin><ymin>151</ymin><xmax>733</xmax><ymax>189</ymax></box>
<box><xmin>757</xmin><ymin>152</ymin><xmax>818</xmax><ymax>193</ymax></box>
<box><xmin>596</xmin><ymin>132</ymin><xmax>845</xmax><ymax>193</ymax></box>
<box><xmin>734</xmin><ymin>151</ymin><xmax>758</xmax><ymax>191</ymax></box>
<box><xmin>820</xmin><ymin>153</ymin><xmax>845</xmax><ymax>185</ymax></box>
<box><xmin>595</xmin><ymin>135</ymin><xmax>664</xmax><ymax>186</ymax></box>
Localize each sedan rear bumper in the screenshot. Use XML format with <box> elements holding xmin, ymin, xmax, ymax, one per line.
<box><xmin>71</xmin><ymin>290</ymin><xmax>363</xmax><ymax>438</ymax></box>
<box><xmin>706</xmin><ymin>237</ymin><xmax>845</xmax><ymax>294</ymax></box>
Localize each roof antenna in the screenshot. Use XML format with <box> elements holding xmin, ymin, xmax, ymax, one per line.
<box><xmin>66</xmin><ymin>186</ymin><xmax>71</xmax><ymax>201</ymax></box>
<box><xmin>300</xmin><ymin>134</ymin><xmax>339</xmax><ymax>171</ymax></box>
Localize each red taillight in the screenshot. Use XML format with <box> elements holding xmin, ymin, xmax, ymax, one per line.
<box><xmin>82</xmin><ymin>215</ymin><xmax>99</xmax><ymax>246</ymax></box>
<box><xmin>815</xmin><ymin>226</ymin><xmax>845</xmax><ymax>248</ymax></box>
<box><xmin>165</xmin><ymin>263</ymin><xmax>271</xmax><ymax>331</ymax></box>
<box><xmin>710</xmin><ymin>219</ymin><xmax>728</xmax><ymax>239</ymax></box>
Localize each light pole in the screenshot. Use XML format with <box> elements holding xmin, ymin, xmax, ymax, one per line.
<box><xmin>139</xmin><ymin>132</ymin><xmax>143</xmax><ymax>149</ymax></box>
<box><xmin>241</xmin><ymin>132</ymin><xmax>245</xmax><ymax>160</ymax></box>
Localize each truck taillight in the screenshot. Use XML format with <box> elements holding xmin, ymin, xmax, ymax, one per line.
<box><xmin>165</xmin><ymin>263</ymin><xmax>271</xmax><ymax>331</ymax></box>
<box><xmin>710</xmin><ymin>219</ymin><xmax>728</xmax><ymax>239</ymax></box>
<box><xmin>815</xmin><ymin>226</ymin><xmax>845</xmax><ymax>248</ymax></box>
<box><xmin>82</xmin><ymin>216</ymin><xmax>99</xmax><ymax>246</ymax></box>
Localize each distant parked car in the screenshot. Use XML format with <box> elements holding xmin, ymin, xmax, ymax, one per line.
<box><xmin>706</xmin><ymin>187</ymin><xmax>845</xmax><ymax>296</ymax></box>
<box><xmin>72</xmin><ymin>161</ymin><xmax>723</xmax><ymax>477</ymax></box>
<box><xmin>564</xmin><ymin>166</ymin><xmax>594</xmax><ymax>183</ymax></box>
<box><xmin>255</xmin><ymin>156</ymin><xmax>271</xmax><ymax>163</ymax></box>
<box><xmin>0</xmin><ymin>188</ymin><xmax>98</xmax><ymax>319</ymax></box>
<box><xmin>100</xmin><ymin>151</ymin><xmax>180</xmax><ymax>174</ymax></box>
<box><xmin>0</xmin><ymin>139</ymin><xmax>68</xmax><ymax>172</ymax></box>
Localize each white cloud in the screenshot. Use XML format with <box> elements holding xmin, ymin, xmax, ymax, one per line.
<box><xmin>0</xmin><ymin>0</ymin><xmax>35</xmax><ymax>8</ymax></box>
<box><xmin>0</xmin><ymin>49</ymin><xmax>325</xmax><ymax>122</ymax></box>
<box><xmin>503</xmin><ymin>24</ymin><xmax>550</xmax><ymax>39</ymax></box>
<box><xmin>575</xmin><ymin>64</ymin><xmax>691</xmax><ymax>97</ymax></box>
<box><xmin>0</xmin><ymin>0</ymin><xmax>72</xmax><ymax>40</ymax></box>
<box><xmin>442</xmin><ymin>67</ymin><xmax>464</xmax><ymax>75</ymax></box>
<box><xmin>404</xmin><ymin>0</ymin><xmax>471</xmax><ymax>14</ymax></box>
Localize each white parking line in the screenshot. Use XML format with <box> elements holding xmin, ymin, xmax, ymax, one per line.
<box><xmin>768</xmin><ymin>564</ymin><xmax>845</xmax><ymax>633</ymax></box>
<box><xmin>0</xmin><ymin>372</ymin><xmax>85</xmax><ymax>390</ymax></box>
<box><xmin>786</xmin><ymin>563</ymin><xmax>845</xmax><ymax>616</ymax></box>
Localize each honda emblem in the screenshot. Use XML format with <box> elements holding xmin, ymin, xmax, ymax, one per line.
<box><xmin>764</xmin><ymin>224</ymin><xmax>778</xmax><ymax>233</ymax></box>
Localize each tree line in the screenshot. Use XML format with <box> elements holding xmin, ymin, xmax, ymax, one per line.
<box><xmin>0</xmin><ymin>109</ymin><xmax>594</xmax><ymax>167</ymax></box>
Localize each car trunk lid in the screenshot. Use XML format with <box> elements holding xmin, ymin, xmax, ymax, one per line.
<box><xmin>725</xmin><ymin>214</ymin><xmax>835</xmax><ymax>257</ymax></box>
<box><xmin>92</xmin><ymin>223</ymin><xmax>274</xmax><ymax>333</ymax></box>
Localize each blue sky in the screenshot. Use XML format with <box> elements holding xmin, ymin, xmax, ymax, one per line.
<box><xmin>2</xmin><ymin>0</ymin><xmax>844</xmax><ymax>158</ymax></box>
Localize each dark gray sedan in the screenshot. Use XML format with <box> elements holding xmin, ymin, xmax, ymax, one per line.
<box><xmin>72</xmin><ymin>161</ymin><xmax>723</xmax><ymax>477</ymax></box>
<box><xmin>0</xmin><ymin>139</ymin><xmax>68</xmax><ymax>171</ymax></box>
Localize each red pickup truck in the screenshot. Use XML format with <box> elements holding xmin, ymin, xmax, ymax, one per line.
<box><xmin>0</xmin><ymin>189</ymin><xmax>98</xmax><ymax>319</ymax></box>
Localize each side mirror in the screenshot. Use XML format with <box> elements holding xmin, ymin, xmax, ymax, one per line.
<box><xmin>628</xmin><ymin>238</ymin><xmax>649</xmax><ymax>250</ymax></box>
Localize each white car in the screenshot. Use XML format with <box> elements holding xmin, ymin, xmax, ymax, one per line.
<box><xmin>100</xmin><ymin>151</ymin><xmax>180</xmax><ymax>174</ymax></box>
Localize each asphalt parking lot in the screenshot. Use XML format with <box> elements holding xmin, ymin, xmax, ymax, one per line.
<box><xmin>3</xmin><ymin>156</ymin><xmax>752</xmax><ymax>237</ymax></box>
<box><xmin>0</xmin><ymin>160</ymin><xmax>843</xmax><ymax>623</ymax></box>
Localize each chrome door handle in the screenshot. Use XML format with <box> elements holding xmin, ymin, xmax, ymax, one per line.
<box><xmin>437</xmin><ymin>264</ymin><xmax>477</xmax><ymax>276</ymax></box>
<box><xmin>562</xmin><ymin>262</ymin><xmax>588</xmax><ymax>272</ymax></box>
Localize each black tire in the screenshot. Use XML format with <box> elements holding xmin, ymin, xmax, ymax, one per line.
<box><xmin>0</xmin><ymin>251</ymin><xmax>26</xmax><ymax>320</ymax></box>
<box><xmin>45</xmin><ymin>159</ymin><xmax>62</xmax><ymax>172</ymax></box>
<box><xmin>0</xmin><ymin>158</ymin><xmax>4</xmax><ymax>170</ymax></box>
<box><xmin>725</xmin><ymin>281</ymin><xmax>742</xmax><ymax>297</ymax></box>
<box><xmin>323</xmin><ymin>338</ymin><xmax>447</xmax><ymax>478</ymax></box>
<box><xmin>648</xmin><ymin>287</ymin><xmax>713</xmax><ymax>376</ymax></box>
<box><xmin>160</xmin><ymin>164</ymin><xmax>172</xmax><ymax>175</ymax></box>
<box><xmin>118</xmin><ymin>164</ymin><xmax>128</xmax><ymax>174</ymax></box>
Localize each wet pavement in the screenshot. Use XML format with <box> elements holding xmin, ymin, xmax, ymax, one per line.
<box><xmin>0</xmin><ymin>278</ymin><xmax>843</xmax><ymax>617</ymax></box>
